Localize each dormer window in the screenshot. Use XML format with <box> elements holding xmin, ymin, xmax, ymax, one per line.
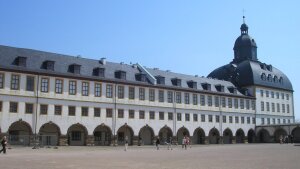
<box><xmin>267</xmin><ymin>74</ymin><xmax>272</xmax><ymax>82</ymax></box>
<box><xmin>260</xmin><ymin>63</ymin><xmax>266</xmax><ymax>70</ymax></box>
<box><xmin>156</xmin><ymin>76</ymin><xmax>165</xmax><ymax>85</ymax></box>
<box><xmin>171</xmin><ymin>78</ymin><xmax>181</xmax><ymax>87</ymax></box>
<box><xmin>279</xmin><ymin>77</ymin><xmax>283</xmax><ymax>84</ymax></box>
<box><xmin>273</xmin><ymin>76</ymin><xmax>278</xmax><ymax>83</ymax></box>
<box><xmin>68</xmin><ymin>64</ymin><xmax>81</xmax><ymax>74</ymax></box>
<box><xmin>261</xmin><ymin>73</ymin><xmax>266</xmax><ymax>81</ymax></box>
<box><xmin>201</xmin><ymin>83</ymin><xmax>211</xmax><ymax>91</ymax></box>
<box><xmin>215</xmin><ymin>85</ymin><xmax>225</xmax><ymax>92</ymax></box>
<box><xmin>42</xmin><ymin>60</ymin><xmax>55</xmax><ymax>71</ymax></box>
<box><xmin>93</xmin><ymin>67</ymin><xmax>105</xmax><ymax>77</ymax></box>
<box><xmin>115</xmin><ymin>70</ymin><xmax>126</xmax><ymax>80</ymax></box>
<box><xmin>187</xmin><ymin>80</ymin><xmax>197</xmax><ymax>89</ymax></box>
<box><xmin>266</xmin><ymin>65</ymin><xmax>273</xmax><ymax>71</ymax></box>
<box><xmin>136</xmin><ymin>73</ymin><xmax>147</xmax><ymax>82</ymax></box>
<box><xmin>228</xmin><ymin>86</ymin><xmax>237</xmax><ymax>94</ymax></box>
<box><xmin>14</xmin><ymin>56</ymin><xmax>27</xmax><ymax>67</ymax></box>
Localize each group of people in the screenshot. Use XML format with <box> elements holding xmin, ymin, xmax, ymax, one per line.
<box><xmin>182</xmin><ymin>136</ymin><xmax>191</xmax><ymax>149</ymax></box>
<box><xmin>279</xmin><ymin>135</ymin><xmax>294</xmax><ymax>144</ymax></box>
<box><xmin>0</xmin><ymin>136</ymin><xmax>7</xmax><ymax>154</ymax></box>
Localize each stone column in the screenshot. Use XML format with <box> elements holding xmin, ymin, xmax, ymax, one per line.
<box><xmin>86</xmin><ymin>135</ymin><xmax>94</xmax><ymax>146</ymax></box>
<box><xmin>218</xmin><ymin>136</ymin><xmax>223</xmax><ymax>144</ymax></box>
<box><xmin>110</xmin><ymin>135</ymin><xmax>118</xmax><ymax>146</ymax></box>
<box><xmin>59</xmin><ymin>135</ymin><xmax>68</xmax><ymax>146</ymax></box>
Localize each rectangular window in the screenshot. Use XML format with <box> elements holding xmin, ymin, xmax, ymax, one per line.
<box><xmin>273</xmin><ymin>118</ymin><xmax>276</xmax><ymax>124</ymax></box>
<box><xmin>159</xmin><ymin>90</ymin><xmax>164</xmax><ymax>102</ymax></box>
<box><xmin>94</xmin><ymin>83</ymin><xmax>102</xmax><ymax>97</ymax></box>
<box><xmin>209</xmin><ymin>115</ymin><xmax>213</xmax><ymax>122</ymax></box>
<box><xmin>25</xmin><ymin>103</ymin><xmax>33</xmax><ymax>114</ymax></box>
<box><xmin>71</xmin><ymin>131</ymin><xmax>81</xmax><ymax>141</ymax></box>
<box><xmin>167</xmin><ymin>91</ymin><xmax>173</xmax><ymax>103</ymax></box>
<box><xmin>266</xmin><ymin>102</ymin><xmax>270</xmax><ymax>111</ymax></box>
<box><xmin>26</xmin><ymin>76</ymin><xmax>35</xmax><ymax>91</ymax></box>
<box><xmin>168</xmin><ymin>112</ymin><xmax>173</xmax><ymax>120</ymax></box>
<box><xmin>200</xmin><ymin>95</ymin><xmax>205</xmax><ymax>106</ymax></box>
<box><xmin>82</xmin><ymin>82</ymin><xmax>89</xmax><ymax>96</ymax></box>
<box><xmin>129</xmin><ymin>110</ymin><xmax>135</xmax><ymax>119</ymax></box>
<box><xmin>235</xmin><ymin>116</ymin><xmax>239</xmax><ymax>123</ymax></box>
<box><xmin>184</xmin><ymin>93</ymin><xmax>190</xmax><ymax>104</ymax></box>
<box><xmin>129</xmin><ymin>87</ymin><xmax>135</xmax><ymax>100</ymax></box>
<box><xmin>260</xmin><ymin>90</ymin><xmax>264</xmax><ymax>97</ymax></box>
<box><xmin>276</xmin><ymin>92</ymin><xmax>279</xmax><ymax>99</ymax></box>
<box><xmin>271</xmin><ymin>91</ymin><xmax>274</xmax><ymax>98</ymax></box>
<box><xmin>240</xmin><ymin>99</ymin><xmax>244</xmax><ymax>109</ymax></box>
<box><xmin>68</xmin><ymin>106</ymin><xmax>76</xmax><ymax>116</ymax></box>
<box><xmin>41</xmin><ymin>78</ymin><xmax>49</xmax><ymax>92</ymax></box>
<box><xmin>106</xmin><ymin>84</ymin><xmax>113</xmax><ymax>98</ymax></box>
<box><xmin>221</xmin><ymin>97</ymin><xmax>226</xmax><ymax>107</ymax></box>
<box><xmin>281</xmin><ymin>93</ymin><xmax>284</xmax><ymax>99</ymax></box>
<box><xmin>208</xmin><ymin>96</ymin><xmax>212</xmax><ymax>106</ymax></box>
<box><xmin>251</xmin><ymin>100</ymin><xmax>256</xmax><ymax>110</ymax></box>
<box><xmin>223</xmin><ymin>116</ymin><xmax>226</xmax><ymax>123</ymax></box>
<box><xmin>139</xmin><ymin>110</ymin><xmax>145</xmax><ymax>119</ymax></box>
<box><xmin>266</xmin><ymin>91</ymin><xmax>269</xmax><ymax>97</ymax></box>
<box><xmin>287</xmin><ymin>104</ymin><xmax>290</xmax><ymax>113</ymax></box>
<box><xmin>288</xmin><ymin>119</ymin><xmax>291</xmax><ymax>124</ymax></box>
<box><xmin>283</xmin><ymin>119</ymin><xmax>286</xmax><ymax>124</ymax></box>
<box><xmin>176</xmin><ymin>92</ymin><xmax>181</xmax><ymax>103</ymax></box>
<box><xmin>261</xmin><ymin>118</ymin><xmax>265</xmax><ymax>125</ymax></box>
<box><xmin>94</xmin><ymin>108</ymin><xmax>101</xmax><ymax>117</ymax></box>
<box><xmin>55</xmin><ymin>79</ymin><xmax>63</xmax><ymax>94</ymax></box>
<box><xmin>193</xmin><ymin>94</ymin><xmax>198</xmax><ymax>105</ymax></box>
<box><xmin>246</xmin><ymin>100</ymin><xmax>250</xmax><ymax>109</ymax></box>
<box><xmin>177</xmin><ymin>113</ymin><xmax>182</xmax><ymax>121</ymax></box>
<box><xmin>118</xmin><ymin>109</ymin><xmax>124</xmax><ymax>118</ymax></box>
<box><xmin>117</xmin><ymin>86</ymin><xmax>124</xmax><ymax>99</ymax></box>
<box><xmin>267</xmin><ymin>118</ymin><xmax>270</xmax><ymax>124</ymax></box>
<box><xmin>193</xmin><ymin>114</ymin><xmax>198</xmax><ymax>122</ymax></box>
<box><xmin>282</xmin><ymin>104</ymin><xmax>285</xmax><ymax>113</ymax></box>
<box><xmin>11</xmin><ymin>74</ymin><xmax>20</xmax><ymax>90</ymax></box>
<box><xmin>286</xmin><ymin>94</ymin><xmax>289</xmax><ymax>100</ymax></box>
<box><xmin>201</xmin><ymin>114</ymin><xmax>205</xmax><ymax>122</ymax></box>
<box><xmin>277</xmin><ymin>103</ymin><xmax>280</xmax><ymax>112</ymax></box>
<box><xmin>261</xmin><ymin>101</ymin><xmax>264</xmax><ymax>111</ymax></box>
<box><xmin>40</xmin><ymin>104</ymin><xmax>48</xmax><ymax>115</ymax></box>
<box><xmin>272</xmin><ymin>103</ymin><xmax>275</xmax><ymax>112</ymax></box>
<box><xmin>149</xmin><ymin>89</ymin><xmax>155</xmax><ymax>101</ymax></box>
<box><xmin>0</xmin><ymin>73</ymin><xmax>4</xmax><ymax>88</ymax></box>
<box><xmin>277</xmin><ymin>119</ymin><xmax>281</xmax><ymax>124</ymax></box>
<box><xmin>253</xmin><ymin>117</ymin><xmax>256</xmax><ymax>124</ymax></box>
<box><xmin>229</xmin><ymin>116</ymin><xmax>233</xmax><ymax>123</ymax></box>
<box><xmin>216</xmin><ymin>115</ymin><xmax>220</xmax><ymax>123</ymax></box>
<box><xmin>214</xmin><ymin>96</ymin><xmax>219</xmax><ymax>107</ymax></box>
<box><xmin>247</xmin><ymin>117</ymin><xmax>250</xmax><ymax>124</ymax></box>
<box><xmin>69</xmin><ymin>81</ymin><xmax>77</xmax><ymax>95</ymax></box>
<box><xmin>241</xmin><ymin>117</ymin><xmax>245</xmax><ymax>124</ymax></box>
<box><xmin>228</xmin><ymin>98</ymin><xmax>232</xmax><ymax>108</ymax></box>
<box><xmin>159</xmin><ymin>112</ymin><xmax>164</xmax><ymax>120</ymax></box>
<box><xmin>185</xmin><ymin>113</ymin><xmax>190</xmax><ymax>121</ymax></box>
<box><xmin>106</xmin><ymin>108</ymin><xmax>112</xmax><ymax>118</ymax></box>
<box><xmin>234</xmin><ymin>98</ymin><xmax>238</xmax><ymax>109</ymax></box>
<box><xmin>0</xmin><ymin>101</ymin><xmax>2</xmax><ymax>112</ymax></box>
<box><xmin>54</xmin><ymin>105</ymin><xmax>62</xmax><ymax>115</ymax></box>
<box><xmin>139</xmin><ymin>88</ymin><xmax>145</xmax><ymax>100</ymax></box>
<box><xmin>149</xmin><ymin>111</ymin><xmax>155</xmax><ymax>120</ymax></box>
<box><xmin>81</xmin><ymin>107</ymin><xmax>88</xmax><ymax>116</ymax></box>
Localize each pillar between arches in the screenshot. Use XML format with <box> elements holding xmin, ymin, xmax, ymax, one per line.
<box><xmin>232</xmin><ymin>136</ymin><xmax>236</xmax><ymax>144</ymax></box>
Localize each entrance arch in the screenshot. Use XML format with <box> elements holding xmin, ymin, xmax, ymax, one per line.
<box><xmin>274</xmin><ymin>128</ymin><xmax>287</xmax><ymax>143</ymax></box>
<box><xmin>247</xmin><ymin>129</ymin><xmax>256</xmax><ymax>143</ymax></box>
<box><xmin>177</xmin><ymin>127</ymin><xmax>190</xmax><ymax>145</ymax></box>
<box><xmin>193</xmin><ymin>128</ymin><xmax>206</xmax><ymax>144</ymax></box>
<box><xmin>223</xmin><ymin>128</ymin><xmax>233</xmax><ymax>144</ymax></box>
<box><xmin>39</xmin><ymin>122</ymin><xmax>61</xmax><ymax>146</ymax></box>
<box><xmin>235</xmin><ymin>129</ymin><xmax>245</xmax><ymax>143</ymax></box>
<box><xmin>257</xmin><ymin>129</ymin><xmax>270</xmax><ymax>143</ymax></box>
<box><xmin>138</xmin><ymin>125</ymin><xmax>154</xmax><ymax>145</ymax></box>
<box><xmin>158</xmin><ymin>126</ymin><xmax>173</xmax><ymax>144</ymax></box>
<box><xmin>292</xmin><ymin>127</ymin><xmax>300</xmax><ymax>143</ymax></box>
<box><xmin>8</xmin><ymin>121</ymin><xmax>32</xmax><ymax>145</ymax></box>
<box><xmin>93</xmin><ymin>124</ymin><xmax>112</xmax><ymax>146</ymax></box>
<box><xmin>117</xmin><ymin>124</ymin><xmax>134</xmax><ymax>145</ymax></box>
<box><xmin>67</xmin><ymin>123</ymin><xmax>88</xmax><ymax>146</ymax></box>
<box><xmin>209</xmin><ymin>128</ymin><xmax>220</xmax><ymax>144</ymax></box>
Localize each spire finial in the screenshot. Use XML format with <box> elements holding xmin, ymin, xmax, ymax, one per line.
<box><xmin>242</xmin><ymin>9</ymin><xmax>246</xmax><ymax>23</ymax></box>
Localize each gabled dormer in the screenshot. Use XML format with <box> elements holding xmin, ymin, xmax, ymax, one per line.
<box><xmin>93</xmin><ymin>67</ymin><xmax>105</xmax><ymax>77</ymax></box>
<box><xmin>228</xmin><ymin>86</ymin><xmax>237</xmax><ymax>94</ymax></box>
<box><xmin>13</xmin><ymin>56</ymin><xmax>27</xmax><ymax>67</ymax></box>
<box><xmin>187</xmin><ymin>80</ymin><xmax>197</xmax><ymax>89</ymax></box>
<box><xmin>171</xmin><ymin>78</ymin><xmax>181</xmax><ymax>87</ymax></box>
<box><xmin>201</xmin><ymin>83</ymin><xmax>211</xmax><ymax>91</ymax></box>
<box><xmin>41</xmin><ymin>60</ymin><xmax>55</xmax><ymax>71</ymax></box>
<box><xmin>115</xmin><ymin>70</ymin><xmax>126</xmax><ymax>80</ymax></box>
<box><xmin>215</xmin><ymin>84</ymin><xmax>225</xmax><ymax>92</ymax></box>
<box><xmin>155</xmin><ymin>75</ymin><xmax>165</xmax><ymax>85</ymax></box>
<box><xmin>136</xmin><ymin>73</ymin><xmax>147</xmax><ymax>82</ymax></box>
<box><xmin>68</xmin><ymin>64</ymin><xmax>81</xmax><ymax>74</ymax></box>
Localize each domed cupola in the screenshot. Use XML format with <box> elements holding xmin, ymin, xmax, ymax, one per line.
<box><xmin>233</xmin><ymin>16</ymin><xmax>258</xmax><ymax>63</ymax></box>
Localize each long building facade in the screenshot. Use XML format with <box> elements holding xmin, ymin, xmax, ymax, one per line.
<box><xmin>0</xmin><ymin>20</ymin><xmax>297</xmax><ymax>146</ymax></box>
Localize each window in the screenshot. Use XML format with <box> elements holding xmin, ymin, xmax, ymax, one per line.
<box><xmin>235</xmin><ymin>116</ymin><xmax>239</xmax><ymax>123</ymax></box>
<box><xmin>118</xmin><ymin>109</ymin><xmax>124</xmax><ymax>118</ymax></box>
<box><xmin>241</xmin><ymin>117</ymin><xmax>245</xmax><ymax>124</ymax></box>
<box><xmin>176</xmin><ymin>92</ymin><xmax>181</xmax><ymax>103</ymax></box>
<box><xmin>106</xmin><ymin>84</ymin><xmax>113</xmax><ymax>98</ymax></box>
<box><xmin>251</xmin><ymin>100</ymin><xmax>256</xmax><ymax>110</ymax></box>
<box><xmin>159</xmin><ymin>112</ymin><xmax>164</xmax><ymax>120</ymax></box>
<box><xmin>71</xmin><ymin>131</ymin><xmax>81</xmax><ymax>141</ymax></box>
<box><xmin>216</xmin><ymin>115</ymin><xmax>220</xmax><ymax>123</ymax></box>
<box><xmin>272</xmin><ymin>103</ymin><xmax>275</xmax><ymax>112</ymax></box>
<box><xmin>234</xmin><ymin>98</ymin><xmax>238</xmax><ymax>109</ymax></box>
<box><xmin>277</xmin><ymin>103</ymin><xmax>280</xmax><ymax>112</ymax></box>
<box><xmin>68</xmin><ymin>106</ymin><xmax>76</xmax><ymax>116</ymax></box>
<box><xmin>273</xmin><ymin>118</ymin><xmax>276</xmax><ymax>124</ymax></box>
<box><xmin>69</xmin><ymin>81</ymin><xmax>77</xmax><ymax>95</ymax></box>
<box><xmin>246</xmin><ymin>100</ymin><xmax>250</xmax><ymax>109</ymax></box>
<box><xmin>0</xmin><ymin>73</ymin><xmax>4</xmax><ymax>88</ymax></box>
<box><xmin>149</xmin><ymin>111</ymin><xmax>155</xmax><ymax>120</ymax></box>
<box><xmin>117</xmin><ymin>86</ymin><xmax>124</xmax><ymax>99</ymax></box>
<box><xmin>283</xmin><ymin>119</ymin><xmax>286</xmax><ymax>124</ymax></box>
<box><xmin>94</xmin><ymin>83</ymin><xmax>101</xmax><ymax>97</ymax></box>
<box><xmin>271</xmin><ymin>91</ymin><xmax>274</xmax><ymax>98</ymax></box>
<box><xmin>201</xmin><ymin>114</ymin><xmax>205</xmax><ymax>122</ymax></box>
<box><xmin>0</xmin><ymin>101</ymin><xmax>2</xmax><ymax>112</ymax></box>
<box><xmin>229</xmin><ymin>116</ymin><xmax>233</xmax><ymax>123</ymax></box>
<box><xmin>129</xmin><ymin>87</ymin><xmax>135</xmax><ymax>100</ymax></box>
<box><xmin>81</xmin><ymin>82</ymin><xmax>89</xmax><ymax>96</ymax></box>
<box><xmin>168</xmin><ymin>112</ymin><xmax>173</xmax><ymax>120</ymax></box>
<box><xmin>223</xmin><ymin>116</ymin><xmax>226</xmax><ymax>123</ymax></box>
<box><xmin>40</xmin><ymin>104</ymin><xmax>48</xmax><ymax>115</ymax></box>
<box><xmin>287</xmin><ymin>104</ymin><xmax>290</xmax><ymax>113</ymax></box>
<box><xmin>193</xmin><ymin>114</ymin><xmax>198</xmax><ymax>122</ymax></box>
<box><xmin>240</xmin><ymin>99</ymin><xmax>244</xmax><ymax>109</ymax></box>
<box><xmin>25</xmin><ymin>103</ymin><xmax>33</xmax><ymax>114</ymax></box>
<box><xmin>260</xmin><ymin>90</ymin><xmax>264</xmax><ymax>97</ymax></box>
<box><xmin>208</xmin><ymin>96</ymin><xmax>212</xmax><ymax>106</ymax></box>
<box><xmin>11</xmin><ymin>74</ymin><xmax>20</xmax><ymax>90</ymax></box>
<box><xmin>281</xmin><ymin>93</ymin><xmax>284</xmax><ymax>99</ymax></box>
<box><xmin>185</xmin><ymin>113</ymin><xmax>190</xmax><ymax>121</ymax></box>
<box><xmin>167</xmin><ymin>91</ymin><xmax>173</xmax><ymax>103</ymax></box>
<box><xmin>106</xmin><ymin>108</ymin><xmax>112</xmax><ymax>118</ymax></box>
<box><xmin>209</xmin><ymin>115</ymin><xmax>213</xmax><ymax>122</ymax></box>
<box><xmin>213</xmin><ymin>96</ymin><xmax>219</xmax><ymax>107</ymax></box>
<box><xmin>200</xmin><ymin>95</ymin><xmax>205</xmax><ymax>106</ymax></box>
<box><xmin>26</xmin><ymin>76</ymin><xmax>35</xmax><ymax>91</ymax></box>
<box><xmin>266</xmin><ymin>91</ymin><xmax>269</xmax><ymax>97</ymax></box>
<box><xmin>228</xmin><ymin>98</ymin><xmax>232</xmax><ymax>108</ymax></box>
<box><xmin>94</xmin><ymin>108</ymin><xmax>101</xmax><ymax>117</ymax></box>
<box><xmin>159</xmin><ymin>90</ymin><xmax>164</xmax><ymax>102</ymax></box>
<box><xmin>139</xmin><ymin>88</ymin><xmax>145</xmax><ymax>100</ymax></box>
<box><xmin>54</xmin><ymin>105</ymin><xmax>62</xmax><ymax>115</ymax></box>
<box><xmin>55</xmin><ymin>79</ymin><xmax>63</xmax><ymax>94</ymax></box>
<box><xmin>247</xmin><ymin>117</ymin><xmax>250</xmax><ymax>124</ymax></box>
<box><xmin>253</xmin><ymin>118</ymin><xmax>256</xmax><ymax>124</ymax></box>
<box><xmin>41</xmin><ymin>78</ymin><xmax>49</xmax><ymax>92</ymax></box>
<box><xmin>288</xmin><ymin>119</ymin><xmax>291</xmax><ymax>124</ymax></box>
<box><xmin>139</xmin><ymin>110</ymin><xmax>145</xmax><ymax>119</ymax></box>
<box><xmin>282</xmin><ymin>104</ymin><xmax>285</xmax><ymax>113</ymax></box>
<box><xmin>277</xmin><ymin>119</ymin><xmax>280</xmax><ymax>124</ymax></box>
<box><xmin>177</xmin><ymin>113</ymin><xmax>182</xmax><ymax>121</ymax></box>
<box><xmin>267</xmin><ymin>118</ymin><xmax>270</xmax><ymax>124</ymax></box>
<box><xmin>193</xmin><ymin>94</ymin><xmax>198</xmax><ymax>105</ymax></box>
<box><xmin>129</xmin><ymin>110</ymin><xmax>135</xmax><ymax>119</ymax></box>
<box><xmin>286</xmin><ymin>94</ymin><xmax>289</xmax><ymax>100</ymax></box>
<box><xmin>276</xmin><ymin>92</ymin><xmax>279</xmax><ymax>99</ymax></box>
<box><xmin>81</xmin><ymin>107</ymin><xmax>88</xmax><ymax>116</ymax></box>
<box><xmin>261</xmin><ymin>101</ymin><xmax>264</xmax><ymax>111</ymax></box>
<box><xmin>221</xmin><ymin>97</ymin><xmax>226</xmax><ymax>107</ymax></box>
<box><xmin>261</xmin><ymin>118</ymin><xmax>265</xmax><ymax>125</ymax></box>
<box><xmin>149</xmin><ymin>89</ymin><xmax>155</xmax><ymax>101</ymax></box>
<box><xmin>184</xmin><ymin>93</ymin><xmax>190</xmax><ymax>104</ymax></box>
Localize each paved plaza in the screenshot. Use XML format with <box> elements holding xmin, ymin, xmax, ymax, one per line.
<box><xmin>0</xmin><ymin>144</ymin><xmax>299</xmax><ymax>169</ymax></box>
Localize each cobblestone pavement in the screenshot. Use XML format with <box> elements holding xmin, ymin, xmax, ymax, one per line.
<box><xmin>0</xmin><ymin>144</ymin><xmax>299</xmax><ymax>169</ymax></box>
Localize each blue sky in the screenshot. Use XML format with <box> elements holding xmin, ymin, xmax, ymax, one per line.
<box><xmin>1</xmin><ymin>1</ymin><xmax>299</xmax><ymax>120</ymax></box>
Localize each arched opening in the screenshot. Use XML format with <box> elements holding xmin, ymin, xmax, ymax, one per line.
<box><xmin>117</xmin><ymin>124</ymin><xmax>134</xmax><ymax>145</ymax></box>
<box><xmin>177</xmin><ymin>127</ymin><xmax>190</xmax><ymax>145</ymax></box>
<box><xmin>39</xmin><ymin>122</ymin><xmax>61</xmax><ymax>146</ymax></box>
<box><xmin>209</xmin><ymin>128</ymin><xmax>220</xmax><ymax>144</ymax></box>
<box><xmin>247</xmin><ymin>129</ymin><xmax>255</xmax><ymax>143</ymax></box>
<box><xmin>93</xmin><ymin>124</ymin><xmax>112</xmax><ymax>146</ymax></box>
<box><xmin>274</xmin><ymin>128</ymin><xmax>287</xmax><ymax>143</ymax></box>
<box><xmin>193</xmin><ymin>128</ymin><xmax>206</xmax><ymax>144</ymax></box>
<box><xmin>235</xmin><ymin>129</ymin><xmax>245</xmax><ymax>143</ymax></box>
<box><xmin>67</xmin><ymin>123</ymin><xmax>88</xmax><ymax>146</ymax></box>
<box><xmin>223</xmin><ymin>128</ymin><xmax>233</xmax><ymax>144</ymax></box>
<box><xmin>158</xmin><ymin>126</ymin><xmax>173</xmax><ymax>145</ymax></box>
<box><xmin>292</xmin><ymin>127</ymin><xmax>300</xmax><ymax>143</ymax></box>
<box><xmin>257</xmin><ymin>129</ymin><xmax>270</xmax><ymax>143</ymax></box>
<box><xmin>138</xmin><ymin>125</ymin><xmax>154</xmax><ymax>145</ymax></box>
<box><xmin>8</xmin><ymin>121</ymin><xmax>32</xmax><ymax>145</ymax></box>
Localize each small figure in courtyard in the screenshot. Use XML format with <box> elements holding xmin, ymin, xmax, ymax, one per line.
<box><xmin>284</xmin><ymin>135</ymin><xmax>289</xmax><ymax>144</ymax></box>
<box><xmin>279</xmin><ymin>135</ymin><xmax>283</xmax><ymax>144</ymax></box>
<box><xmin>124</xmin><ymin>136</ymin><xmax>128</xmax><ymax>151</ymax></box>
<box><xmin>0</xmin><ymin>136</ymin><xmax>7</xmax><ymax>154</ymax></box>
<box><xmin>186</xmin><ymin>136</ymin><xmax>191</xmax><ymax>148</ymax></box>
<box><xmin>167</xmin><ymin>137</ymin><xmax>173</xmax><ymax>150</ymax></box>
<box><xmin>182</xmin><ymin>136</ymin><xmax>187</xmax><ymax>149</ymax></box>
<box><xmin>156</xmin><ymin>137</ymin><xmax>160</xmax><ymax>150</ymax></box>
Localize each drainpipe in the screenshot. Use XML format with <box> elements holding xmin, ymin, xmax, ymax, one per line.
<box><xmin>113</xmin><ymin>84</ymin><xmax>117</xmax><ymax>146</ymax></box>
<box><xmin>33</xmin><ymin>74</ymin><xmax>40</xmax><ymax>148</ymax></box>
<box><xmin>219</xmin><ymin>96</ymin><xmax>223</xmax><ymax>144</ymax></box>
<box><xmin>173</xmin><ymin>91</ymin><xmax>176</xmax><ymax>142</ymax></box>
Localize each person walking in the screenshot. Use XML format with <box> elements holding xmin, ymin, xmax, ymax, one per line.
<box><xmin>0</xmin><ymin>136</ymin><xmax>7</xmax><ymax>154</ymax></box>
<box><xmin>124</xmin><ymin>136</ymin><xmax>128</xmax><ymax>151</ymax></box>
<box><xmin>182</xmin><ymin>136</ymin><xmax>187</xmax><ymax>149</ymax></box>
<box><xmin>167</xmin><ymin>137</ymin><xmax>173</xmax><ymax>150</ymax></box>
<box><xmin>156</xmin><ymin>137</ymin><xmax>160</xmax><ymax>150</ymax></box>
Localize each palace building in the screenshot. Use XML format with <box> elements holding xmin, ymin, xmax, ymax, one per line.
<box><xmin>0</xmin><ymin>19</ymin><xmax>297</xmax><ymax>146</ymax></box>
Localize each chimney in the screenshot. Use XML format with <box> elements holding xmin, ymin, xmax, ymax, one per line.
<box><xmin>100</xmin><ymin>58</ymin><xmax>106</xmax><ymax>65</ymax></box>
